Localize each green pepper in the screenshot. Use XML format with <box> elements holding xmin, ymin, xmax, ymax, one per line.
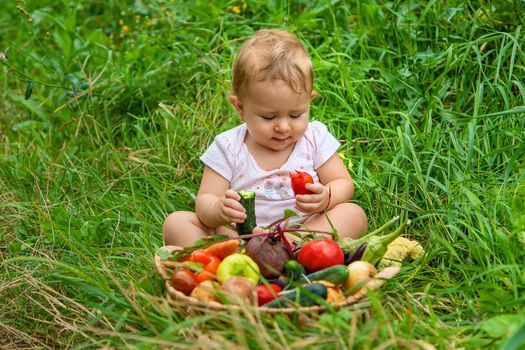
<box><xmin>339</xmin><ymin>218</ymin><xmax>410</xmax><ymax>266</ymax></box>
<box><xmin>284</xmin><ymin>259</ymin><xmax>306</xmax><ymax>286</ymax></box>
<box><xmin>339</xmin><ymin>216</ymin><xmax>400</xmax><ymax>252</ymax></box>
<box><xmin>361</xmin><ymin>219</ymin><xmax>410</xmax><ymax>265</ymax></box>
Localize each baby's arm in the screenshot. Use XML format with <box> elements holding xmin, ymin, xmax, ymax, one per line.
<box><xmin>195</xmin><ymin>166</ymin><xmax>247</xmax><ymax>228</ymax></box>
<box><xmin>295</xmin><ymin>153</ymin><xmax>354</xmax><ymax>213</ymax></box>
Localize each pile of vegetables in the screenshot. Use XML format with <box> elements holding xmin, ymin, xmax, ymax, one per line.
<box><xmin>158</xmin><ymin>189</ymin><xmax>424</xmax><ymax>309</ymax></box>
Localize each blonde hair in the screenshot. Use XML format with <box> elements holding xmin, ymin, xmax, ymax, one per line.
<box><xmin>232</xmin><ymin>29</ymin><xmax>313</xmax><ymax>98</ymax></box>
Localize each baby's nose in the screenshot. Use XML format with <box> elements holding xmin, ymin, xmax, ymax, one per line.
<box><xmin>275</xmin><ymin>120</ymin><xmax>291</xmax><ymax>132</ymax></box>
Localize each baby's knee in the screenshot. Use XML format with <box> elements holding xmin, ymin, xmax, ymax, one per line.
<box><xmin>336</xmin><ymin>202</ymin><xmax>368</xmax><ymax>239</ymax></box>
<box><xmin>349</xmin><ymin>203</ymin><xmax>368</xmax><ymax>236</ymax></box>
<box><xmin>162</xmin><ymin>211</ymin><xmax>191</xmax><ymax>243</ymax></box>
<box><xmin>162</xmin><ymin>211</ymin><xmax>214</xmax><ymax>246</ymax></box>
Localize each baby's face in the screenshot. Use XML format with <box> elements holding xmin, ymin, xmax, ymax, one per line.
<box><xmin>236</xmin><ymin>79</ymin><xmax>312</xmax><ymax>152</ymax></box>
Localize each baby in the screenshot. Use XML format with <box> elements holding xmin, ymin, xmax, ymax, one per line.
<box><xmin>163</xmin><ymin>29</ymin><xmax>368</xmax><ymax>246</ymax></box>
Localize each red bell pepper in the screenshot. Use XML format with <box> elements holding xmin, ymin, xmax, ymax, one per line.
<box><xmin>290</xmin><ymin>170</ymin><xmax>314</xmax><ymax>195</ymax></box>
<box><xmin>188</xmin><ymin>251</ymin><xmax>221</xmax><ymax>283</ymax></box>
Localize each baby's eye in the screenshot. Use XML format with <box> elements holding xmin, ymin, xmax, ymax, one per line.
<box><xmin>290</xmin><ymin>113</ymin><xmax>303</xmax><ymax>118</ymax></box>
<box><xmin>260</xmin><ymin>115</ymin><xmax>275</xmax><ymax>120</ymax></box>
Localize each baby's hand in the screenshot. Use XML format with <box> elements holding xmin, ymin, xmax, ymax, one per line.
<box><xmin>294</xmin><ymin>183</ymin><xmax>330</xmax><ymax>214</ymax></box>
<box><xmin>214</xmin><ymin>190</ymin><xmax>247</xmax><ymax>224</ymax></box>
<box><xmin>252</xmin><ymin>226</ymin><xmax>270</xmax><ymax>235</ymax></box>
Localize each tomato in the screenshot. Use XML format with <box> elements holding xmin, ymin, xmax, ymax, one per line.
<box><xmin>297</xmin><ymin>238</ymin><xmax>344</xmax><ymax>273</ymax></box>
<box><xmin>256</xmin><ymin>283</ymin><xmax>282</xmax><ymax>306</ymax></box>
<box><xmin>290</xmin><ymin>170</ymin><xmax>314</xmax><ymax>195</ymax></box>
<box><xmin>170</xmin><ymin>269</ymin><xmax>199</xmax><ymax>296</ymax></box>
<box><xmin>188</xmin><ymin>251</ymin><xmax>221</xmax><ymax>282</ymax></box>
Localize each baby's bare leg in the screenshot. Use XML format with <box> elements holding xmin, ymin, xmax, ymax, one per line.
<box><xmin>162</xmin><ymin>211</ymin><xmax>237</xmax><ymax>247</ymax></box>
<box><xmin>302</xmin><ymin>203</ymin><xmax>368</xmax><ymax>239</ymax></box>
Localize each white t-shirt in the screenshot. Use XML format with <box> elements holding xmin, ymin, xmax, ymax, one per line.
<box><xmin>200</xmin><ymin>121</ymin><xmax>341</xmax><ymax>227</ymax></box>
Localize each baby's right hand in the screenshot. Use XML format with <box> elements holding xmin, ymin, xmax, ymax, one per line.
<box><xmin>214</xmin><ymin>190</ymin><xmax>247</xmax><ymax>225</ymax></box>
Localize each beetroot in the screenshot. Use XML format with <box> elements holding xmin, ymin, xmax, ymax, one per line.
<box><xmin>245</xmin><ymin>236</ymin><xmax>291</xmax><ymax>278</ymax></box>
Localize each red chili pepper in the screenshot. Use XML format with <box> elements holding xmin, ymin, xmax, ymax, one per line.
<box><xmin>188</xmin><ymin>251</ymin><xmax>221</xmax><ymax>282</ymax></box>
<box><xmin>289</xmin><ymin>170</ymin><xmax>314</xmax><ymax>195</ymax></box>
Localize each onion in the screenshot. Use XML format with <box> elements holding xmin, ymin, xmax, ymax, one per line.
<box><xmin>219</xmin><ymin>276</ymin><xmax>257</xmax><ymax>305</ymax></box>
<box><xmin>343</xmin><ymin>261</ymin><xmax>377</xmax><ymax>294</ymax></box>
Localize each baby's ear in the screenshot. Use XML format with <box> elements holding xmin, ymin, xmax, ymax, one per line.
<box><xmin>228</xmin><ymin>95</ymin><xmax>244</xmax><ymax>117</ymax></box>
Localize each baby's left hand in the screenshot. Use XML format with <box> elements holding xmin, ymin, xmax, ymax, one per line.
<box><xmin>294</xmin><ymin>183</ymin><xmax>330</xmax><ymax>214</ymax></box>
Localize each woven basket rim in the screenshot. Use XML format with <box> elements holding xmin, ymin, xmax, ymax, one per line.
<box><xmin>155</xmin><ymin>245</ymin><xmax>400</xmax><ymax>314</ymax></box>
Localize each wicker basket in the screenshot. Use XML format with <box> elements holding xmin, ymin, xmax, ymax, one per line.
<box><xmin>155</xmin><ymin>245</ymin><xmax>400</xmax><ymax>315</ymax></box>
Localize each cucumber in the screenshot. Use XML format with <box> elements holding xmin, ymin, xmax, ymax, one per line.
<box><xmin>236</xmin><ymin>190</ymin><xmax>256</xmax><ymax>239</ymax></box>
<box><xmin>265</xmin><ymin>283</ymin><xmax>328</xmax><ymax>308</ymax></box>
<box><xmin>298</xmin><ymin>265</ymin><xmax>349</xmax><ymax>286</ymax></box>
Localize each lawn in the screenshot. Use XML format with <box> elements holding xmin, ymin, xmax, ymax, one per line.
<box><xmin>1</xmin><ymin>0</ymin><xmax>524</xmax><ymax>348</ymax></box>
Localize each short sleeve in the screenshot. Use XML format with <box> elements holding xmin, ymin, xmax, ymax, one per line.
<box><xmin>200</xmin><ymin>135</ymin><xmax>235</xmax><ymax>181</ymax></box>
<box><xmin>310</xmin><ymin>121</ymin><xmax>341</xmax><ymax>169</ymax></box>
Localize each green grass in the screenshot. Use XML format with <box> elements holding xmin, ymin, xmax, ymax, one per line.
<box><xmin>1</xmin><ymin>0</ymin><xmax>524</xmax><ymax>348</ymax></box>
